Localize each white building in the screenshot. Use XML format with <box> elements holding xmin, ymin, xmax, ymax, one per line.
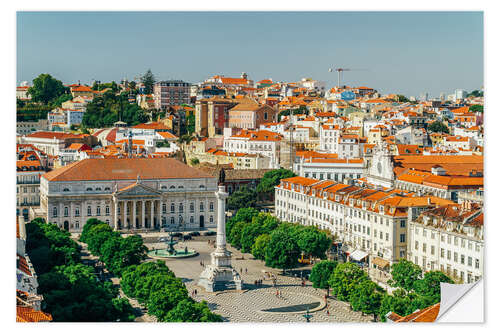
<box><xmin>40</xmin><ymin>158</ymin><xmax>219</xmax><ymax>232</ymax></box>
<box><xmin>294</xmin><ymin>156</ymin><xmax>365</xmax><ymax>182</ymax></box>
<box><xmin>319</xmin><ymin>124</ymin><xmax>341</xmax><ymax>152</ymax></box>
<box><xmin>224</xmin><ymin>130</ymin><xmax>282</xmax><ymax>168</ymax></box>
<box><xmin>274</xmin><ymin>176</ymin><xmax>454</xmax><ymax>271</ymax></box>
<box><xmin>408</xmin><ymin>203</ymin><xmax>483</xmax><ymax>283</ymax></box>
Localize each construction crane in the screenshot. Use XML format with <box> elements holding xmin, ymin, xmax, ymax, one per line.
<box><xmin>328</xmin><ymin>67</ymin><xmax>368</xmax><ymax>87</ymax></box>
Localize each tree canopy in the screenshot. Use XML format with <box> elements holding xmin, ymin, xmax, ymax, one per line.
<box><xmin>469</xmin><ymin>104</ymin><xmax>483</xmax><ymax>113</ymax></box>
<box><xmin>428</xmin><ymin>120</ymin><xmax>450</xmax><ymax>134</ymax></box>
<box><xmin>309</xmin><ymin>260</ymin><xmax>338</xmax><ymax>291</ymax></box>
<box><xmin>328</xmin><ymin>262</ymin><xmax>370</xmax><ymax>301</ymax></box>
<box><xmin>256</xmin><ymin>169</ymin><xmax>296</xmax><ymax>200</ymax></box>
<box><xmin>349</xmin><ymin>279</ymin><xmax>384</xmax><ymax>320</ymax></box>
<box><xmin>227</xmin><ymin>186</ymin><xmax>257</xmax><ymax>211</ymax></box>
<box><xmin>389</xmin><ymin>259</ymin><xmax>423</xmax><ymax>292</ymax></box>
<box><xmin>142</xmin><ymin>69</ymin><xmax>155</xmax><ymax>95</ymax></box>
<box><xmin>27</xmin><ymin>74</ymin><xmax>69</xmax><ymax>105</ymax></box>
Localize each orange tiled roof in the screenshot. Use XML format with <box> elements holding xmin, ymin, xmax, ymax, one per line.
<box><xmin>26</xmin><ymin>131</ymin><xmax>80</xmax><ymax>140</ymax></box>
<box><xmin>17</xmin><ymin>306</ymin><xmax>52</xmax><ymax>322</ymax></box>
<box><xmin>43</xmin><ymin>158</ymin><xmax>214</xmax><ymax>182</ymax></box>
<box><xmin>394</xmin><ymin>303</ymin><xmax>440</xmax><ymax>322</ymax></box>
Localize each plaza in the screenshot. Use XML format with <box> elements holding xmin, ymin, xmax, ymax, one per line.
<box><xmin>143</xmin><ymin>234</ymin><xmax>372</xmax><ymax>323</ymax></box>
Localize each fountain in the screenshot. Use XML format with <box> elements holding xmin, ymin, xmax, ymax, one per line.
<box><xmin>147</xmin><ymin>229</ymin><xmax>198</xmax><ymax>259</ymax></box>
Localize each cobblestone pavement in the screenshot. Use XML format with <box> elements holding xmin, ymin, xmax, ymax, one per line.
<box><xmin>145</xmin><ymin>239</ymin><xmax>372</xmax><ymax>323</ymax></box>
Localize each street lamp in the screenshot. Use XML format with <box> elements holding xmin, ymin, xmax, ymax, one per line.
<box><xmin>303</xmin><ymin>308</ymin><xmax>313</xmax><ymax>322</ymax></box>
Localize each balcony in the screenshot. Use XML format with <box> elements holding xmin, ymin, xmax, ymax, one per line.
<box><xmin>17</xmin><ymin>180</ymin><xmax>40</xmax><ymax>185</ymax></box>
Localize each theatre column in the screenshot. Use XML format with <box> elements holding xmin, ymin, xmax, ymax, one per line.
<box><xmin>141</xmin><ymin>200</ymin><xmax>145</xmax><ymax>229</ymax></box>
<box><xmin>132</xmin><ymin>200</ymin><xmax>137</xmax><ymax>229</ymax></box>
<box><xmin>150</xmin><ymin>200</ymin><xmax>154</xmax><ymax>229</ymax></box>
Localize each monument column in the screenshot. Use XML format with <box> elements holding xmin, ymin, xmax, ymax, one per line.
<box><xmin>215</xmin><ymin>185</ymin><xmax>229</xmax><ymax>252</ymax></box>
<box><xmin>157</xmin><ymin>200</ymin><xmax>162</xmax><ymax>228</ymax></box>
<box><xmin>132</xmin><ymin>200</ymin><xmax>137</xmax><ymax>229</ymax></box>
<box><xmin>113</xmin><ymin>199</ymin><xmax>118</xmax><ymax>230</ymax></box>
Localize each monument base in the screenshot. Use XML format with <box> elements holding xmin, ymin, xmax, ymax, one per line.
<box><xmin>198</xmin><ymin>250</ymin><xmax>242</xmax><ymax>292</ymax></box>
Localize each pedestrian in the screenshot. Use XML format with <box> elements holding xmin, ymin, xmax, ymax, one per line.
<box><xmin>245</xmin><ymin>268</ymin><xmax>248</xmax><ymax>274</ymax></box>
<box><xmin>276</xmin><ymin>289</ymin><xmax>279</xmax><ymax>297</ymax></box>
<box><xmin>327</xmin><ymin>309</ymin><xmax>330</xmax><ymax>316</ymax></box>
<box><xmin>240</xmin><ymin>268</ymin><xmax>242</xmax><ymax>274</ymax></box>
<box><xmin>195</xmin><ymin>289</ymin><xmax>197</xmax><ymax>296</ymax></box>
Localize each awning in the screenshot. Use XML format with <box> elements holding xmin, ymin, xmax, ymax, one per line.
<box><xmin>372</xmin><ymin>256</ymin><xmax>390</xmax><ymax>269</ymax></box>
<box><xmin>349</xmin><ymin>249</ymin><xmax>368</xmax><ymax>261</ymax></box>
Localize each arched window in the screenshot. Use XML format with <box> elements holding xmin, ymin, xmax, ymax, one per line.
<box><xmin>86</xmin><ymin>187</ymin><xmax>92</xmax><ymax>191</ymax></box>
<box><xmin>87</xmin><ymin>206</ymin><xmax>92</xmax><ymax>216</ymax></box>
<box><xmin>209</xmin><ymin>202</ymin><xmax>214</xmax><ymax>212</ymax></box>
<box><xmin>178</xmin><ymin>185</ymin><xmax>184</xmax><ymax>189</ymax></box>
<box><xmin>63</xmin><ymin>188</ymin><xmax>70</xmax><ymax>192</ymax></box>
<box><xmin>200</xmin><ymin>202</ymin><xmax>204</xmax><ymax>212</ymax></box>
<box><xmin>104</xmin><ymin>187</ymin><xmax>111</xmax><ymax>191</ymax></box>
<box><xmin>179</xmin><ymin>203</ymin><xmax>184</xmax><ymax>213</ymax></box>
<box><xmin>170</xmin><ymin>216</ymin><xmax>175</xmax><ymax>224</ymax></box>
<box><xmin>170</xmin><ymin>185</ymin><xmax>176</xmax><ymax>189</ymax></box>
<box><xmin>95</xmin><ymin>187</ymin><xmax>102</xmax><ymax>191</ymax></box>
<box><xmin>162</xmin><ymin>204</ymin><xmax>166</xmax><ymax>214</ymax></box>
<box><xmin>199</xmin><ymin>185</ymin><xmax>205</xmax><ymax>189</ymax></box>
<box><xmin>190</xmin><ymin>216</ymin><xmax>194</xmax><ymax>224</ymax></box>
<box><xmin>105</xmin><ymin>206</ymin><xmax>110</xmax><ymax>216</ymax></box>
<box><xmin>96</xmin><ymin>206</ymin><xmax>101</xmax><ymax>216</ymax></box>
<box><xmin>190</xmin><ymin>202</ymin><xmax>194</xmax><ymax>213</ymax></box>
<box><xmin>161</xmin><ymin>185</ymin><xmax>167</xmax><ymax>190</ymax></box>
<box><xmin>64</xmin><ymin>207</ymin><xmax>68</xmax><ymax>217</ymax></box>
<box><xmin>170</xmin><ymin>203</ymin><xmax>175</xmax><ymax>213</ymax></box>
<box><xmin>53</xmin><ymin>206</ymin><xmax>58</xmax><ymax>217</ymax></box>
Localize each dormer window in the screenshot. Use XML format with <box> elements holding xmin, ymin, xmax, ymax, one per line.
<box><xmin>170</xmin><ymin>185</ymin><xmax>176</xmax><ymax>189</ymax></box>
<box><xmin>199</xmin><ymin>185</ymin><xmax>205</xmax><ymax>189</ymax></box>
<box><xmin>63</xmin><ymin>188</ymin><xmax>70</xmax><ymax>192</ymax></box>
<box><xmin>104</xmin><ymin>187</ymin><xmax>111</xmax><ymax>191</ymax></box>
<box><xmin>95</xmin><ymin>187</ymin><xmax>102</xmax><ymax>191</ymax></box>
<box><xmin>86</xmin><ymin>187</ymin><xmax>92</xmax><ymax>191</ymax></box>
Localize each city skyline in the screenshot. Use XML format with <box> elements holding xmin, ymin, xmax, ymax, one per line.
<box><xmin>17</xmin><ymin>11</ymin><xmax>483</xmax><ymax>97</ymax></box>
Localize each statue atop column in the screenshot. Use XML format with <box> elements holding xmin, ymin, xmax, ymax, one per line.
<box><xmin>198</xmin><ymin>185</ymin><xmax>242</xmax><ymax>292</ymax></box>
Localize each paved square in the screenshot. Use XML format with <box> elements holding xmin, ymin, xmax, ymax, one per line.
<box><xmin>144</xmin><ymin>236</ymin><xmax>372</xmax><ymax>323</ymax></box>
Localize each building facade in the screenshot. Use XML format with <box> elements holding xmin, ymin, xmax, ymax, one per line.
<box><xmin>40</xmin><ymin>158</ymin><xmax>219</xmax><ymax>232</ymax></box>
<box><xmin>153</xmin><ymin>80</ymin><xmax>191</xmax><ymax>110</ymax></box>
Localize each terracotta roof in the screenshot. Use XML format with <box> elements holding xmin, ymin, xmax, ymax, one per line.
<box><xmin>394</xmin><ymin>303</ymin><xmax>440</xmax><ymax>322</ymax></box>
<box><xmin>17</xmin><ymin>306</ymin><xmax>52</xmax><ymax>322</ymax></box>
<box><xmin>43</xmin><ymin>158</ymin><xmax>214</xmax><ymax>182</ymax></box>
<box><xmin>158</xmin><ymin>131</ymin><xmax>178</xmax><ymax>139</ymax></box>
<box><xmin>132</xmin><ymin>122</ymin><xmax>169</xmax><ymax>130</ymax></box>
<box><xmin>393</xmin><ymin>155</ymin><xmax>483</xmax><ymax>177</ymax></box>
<box><xmin>26</xmin><ymin>131</ymin><xmax>80</xmax><ymax>140</ymax></box>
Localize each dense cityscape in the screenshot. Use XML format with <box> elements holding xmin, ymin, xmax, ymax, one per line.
<box><xmin>15</xmin><ymin>69</ymin><xmax>483</xmax><ymax>322</ymax></box>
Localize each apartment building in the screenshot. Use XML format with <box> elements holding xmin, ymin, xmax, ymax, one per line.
<box><xmin>153</xmin><ymin>80</ymin><xmax>191</xmax><ymax>110</ymax></box>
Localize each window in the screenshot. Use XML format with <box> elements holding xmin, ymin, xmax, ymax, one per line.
<box><xmin>475</xmin><ymin>259</ymin><xmax>480</xmax><ymax>269</ymax></box>
<box><xmin>179</xmin><ymin>203</ymin><xmax>184</xmax><ymax>213</ymax></box>
<box><xmin>190</xmin><ymin>202</ymin><xmax>194</xmax><ymax>213</ymax></box>
<box><xmin>105</xmin><ymin>187</ymin><xmax>111</xmax><ymax>191</ymax></box>
<box><xmin>190</xmin><ymin>216</ymin><xmax>194</xmax><ymax>223</ymax></box>
<box><xmin>53</xmin><ymin>206</ymin><xmax>58</xmax><ymax>217</ymax></box>
<box><xmin>170</xmin><ymin>217</ymin><xmax>175</xmax><ymax>224</ymax></box>
<box><xmin>422</xmin><ymin>243</ymin><xmax>427</xmax><ymax>253</ymax></box>
<box><xmin>162</xmin><ymin>204</ymin><xmax>166</xmax><ymax>214</ymax></box>
<box><xmin>400</xmin><ymin>234</ymin><xmax>406</xmax><ymax>243</ymax></box>
<box><xmin>87</xmin><ymin>206</ymin><xmax>92</xmax><ymax>216</ymax></box>
<box><xmin>63</xmin><ymin>188</ymin><xmax>70</xmax><ymax>192</ymax></box>
<box><xmin>64</xmin><ymin>207</ymin><xmax>68</xmax><ymax>217</ymax></box>
<box><xmin>171</xmin><ymin>203</ymin><xmax>175</xmax><ymax>213</ymax></box>
<box><xmin>75</xmin><ymin>207</ymin><xmax>80</xmax><ymax>217</ymax></box>
<box><xmin>454</xmin><ymin>252</ymin><xmax>458</xmax><ymax>262</ymax></box>
<box><xmin>75</xmin><ymin>222</ymin><xmax>79</xmax><ymax>229</ymax></box>
<box><xmin>468</xmin><ymin>256</ymin><xmax>473</xmax><ymax>267</ymax></box>
<box><xmin>96</xmin><ymin>206</ymin><xmax>101</xmax><ymax>216</ymax></box>
<box><xmin>200</xmin><ymin>202</ymin><xmax>204</xmax><ymax>212</ymax></box>
<box><xmin>431</xmin><ymin>245</ymin><xmax>435</xmax><ymax>255</ymax></box>
<box><xmin>461</xmin><ymin>255</ymin><xmax>465</xmax><ymax>264</ymax></box>
<box><xmin>209</xmin><ymin>202</ymin><xmax>214</xmax><ymax>212</ymax></box>
<box><xmin>400</xmin><ymin>220</ymin><xmax>406</xmax><ymax>228</ymax></box>
<box><xmin>95</xmin><ymin>187</ymin><xmax>102</xmax><ymax>191</ymax></box>
<box><xmin>210</xmin><ymin>215</ymin><xmax>214</xmax><ymax>223</ymax></box>
<box><xmin>415</xmin><ymin>241</ymin><xmax>419</xmax><ymax>250</ymax></box>
<box><xmin>86</xmin><ymin>187</ymin><xmax>92</xmax><ymax>191</ymax></box>
<box><xmin>106</xmin><ymin>206</ymin><xmax>110</xmax><ymax>216</ymax></box>
<box><xmin>454</xmin><ymin>237</ymin><xmax>459</xmax><ymax>246</ymax></box>
<box><xmin>386</xmin><ymin>233</ymin><xmax>389</xmax><ymax>241</ymax></box>
<box><xmin>447</xmin><ymin>250</ymin><xmax>451</xmax><ymax>260</ymax></box>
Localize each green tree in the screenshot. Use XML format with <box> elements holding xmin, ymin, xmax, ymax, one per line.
<box><xmin>469</xmin><ymin>104</ymin><xmax>483</xmax><ymax>113</ymax></box>
<box><xmin>265</xmin><ymin>225</ymin><xmax>300</xmax><ymax>272</ymax></box>
<box><xmin>28</xmin><ymin>74</ymin><xmax>68</xmax><ymax>104</ymax></box>
<box><xmin>349</xmin><ymin>279</ymin><xmax>385</xmax><ymax>321</ymax></box>
<box><xmin>296</xmin><ymin>226</ymin><xmax>331</xmax><ymax>259</ymax></box>
<box><xmin>256</xmin><ymin>169</ymin><xmax>296</xmax><ymax>201</ymax></box>
<box><xmin>328</xmin><ymin>262</ymin><xmax>369</xmax><ymax>301</ymax></box>
<box><xmin>414</xmin><ymin>271</ymin><xmax>454</xmax><ymax>304</ymax></box>
<box><xmin>51</xmin><ymin>93</ymin><xmax>73</xmax><ymax>107</ymax></box>
<box><xmin>389</xmin><ymin>259</ymin><xmax>422</xmax><ymax>292</ymax></box>
<box><xmin>142</xmin><ymin>69</ymin><xmax>155</xmax><ymax>95</ymax></box>
<box><xmin>190</xmin><ymin>157</ymin><xmax>200</xmax><ymax>165</ymax></box>
<box><xmin>396</xmin><ymin>95</ymin><xmax>410</xmax><ymax>103</ymax></box>
<box><xmin>379</xmin><ymin>292</ymin><xmax>413</xmax><ymax>321</ymax></box>
<box><xmin>226</xmin><ymin>207</ymin><xmax>259</xmax><ymax>237</ymax></box>
<box><xmin>309</xmin><ymin>260</ymin><xmax>338</xmax><ymax>294</ymax></box>
<box><xmin>129</xmin><ymin>81</ymin><xmax>137</xmax><ymax>90</ymax></box>
<box><xmin>467</xmin><ymin>90</ymin><xmax>483</xmax><ymax>98</ymax></box>
<box><xmin>240</xmin><ymin>222</ymin><xmax>262</xmax><ymax>253</ymax></box>
<box><xmin>251</xmin><ymin>234</ymin><xmax>270</xmax><ymax>260</ymax></box>
<box><xmin>80</xmin><ymin>218</ymin><xmax>103</xmax><ymax>243</ymax></box>
<box><xmin>186</xmin><ymin>114</ymin><xmax>195</xmax><ymax>134</ymax></box>
<box><xmin>428</xmin><ymin>121</ymin><xmax>450</xmax><ymax>134</ymax></box>
<box><xmin>227</xmin><ymin>186</ymin><xmax>257</xmax><ymax>211</ymax></box>
<box><xmin>228</xmin><ymin>221</ymin><xmax>246</xmax><ymax>249</ymax></box>
<box><xmin>165</xmin><ymin>299</ymin><xmax>223</xmax><ymax>322</ymax></box>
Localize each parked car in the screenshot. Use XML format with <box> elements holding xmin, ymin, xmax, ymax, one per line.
<box><xmin>171</xmin><ymin>232</ymin><xmax>182</xmax><ymax>238</ymax></box>
<box><xmin>203</xmin><ymin>231</ymin><xmax>216</xmax><ymax>236</ymax></box>
<box><xmin>188</xmin><ymin>231</ymin><xmax>200</xmax><ymax>237</ymax></box>
<box><xmin>183</xmin><ymin>235</ymin><xmax>192</xmax><ymax>241</ymax></box>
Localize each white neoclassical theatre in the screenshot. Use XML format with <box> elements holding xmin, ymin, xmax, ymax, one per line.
<box><xmin>40</xmin><ymin>158</ymin><xmax>219</xmax><ymax>232</ymax></box>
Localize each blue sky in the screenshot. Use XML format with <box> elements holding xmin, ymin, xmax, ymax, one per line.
<box><xmin>17</xmin><ymin>11</ymin><xmax>483</xmax><ymax>97</ymax></box>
